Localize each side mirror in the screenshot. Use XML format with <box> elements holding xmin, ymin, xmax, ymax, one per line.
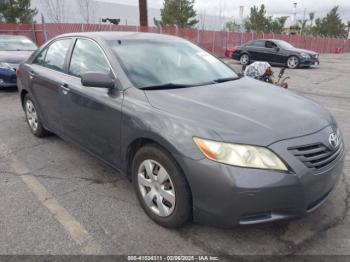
<box><xmin>81</xmin><ymin>72</ymin><xmax>115</xmax><ymax>89</ymax></box>
<box><xmin>274</xmin><ymin>46</ymin><xmax>280</xmax><ymax>52</ymax></box>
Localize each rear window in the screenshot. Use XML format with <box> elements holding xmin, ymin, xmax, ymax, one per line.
<box><xmin>0</xmin><ymin>36</ymin><xmax>37</xmax><ymax>51</ymax></box>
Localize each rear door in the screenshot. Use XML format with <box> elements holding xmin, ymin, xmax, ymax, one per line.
<box><xmin>245</xmin><ymin>40</ymin><xmax>266</xmax><ymax>61</ymax></box>
<box><xmin>59</xmin><ymin>38</ymin><xmax>123</xmax><ymax>167</ymax></box>
<box><xmin>28</xmin><ymin>38</ymin><xmax>73</xmax><ymax>133</ymax></box>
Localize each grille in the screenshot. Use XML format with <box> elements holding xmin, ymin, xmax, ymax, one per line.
<box><xmin>288</xmin><ymin>140</ymin><xmax>344</xmax><ymax>170</ymax></box>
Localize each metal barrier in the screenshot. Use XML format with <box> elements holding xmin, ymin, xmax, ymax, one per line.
<box><xmin>1</xmin><ymin>23</ymin><xmax>350</xmax><ymax>56</ymax></box>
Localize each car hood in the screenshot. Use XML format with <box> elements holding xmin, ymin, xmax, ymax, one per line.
<box><xmin>0</xmin><ymin>51</ymin><xmax>34</xmax><ymax>66</ymax></box>
<box><xmin>144</xmin><ymin>77</ymin><xmax>332</xmax><ymax>146</ymax></box>
<box><xmin>286</xmin><ymin>47</ymin><xmax>318</xmax><ymax>55</ymax></box>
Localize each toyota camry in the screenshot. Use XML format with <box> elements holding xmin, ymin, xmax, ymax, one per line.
<box><xmin>17</xmin><ymin>32</ymin><xmax>344</xmax><ymax>228</ymax></box>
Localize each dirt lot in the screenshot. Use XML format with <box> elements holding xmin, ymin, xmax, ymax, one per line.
<box><xmin>0</xmin><ymin>54</ymin><xmax>349</xmax><ymax>258</ymax></box>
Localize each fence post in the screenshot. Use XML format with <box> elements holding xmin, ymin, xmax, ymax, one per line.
<box><xmin>41</xmin><ymin>13</ymin><xmax>48</xmax><ymax>42</ymax></box>
<box><xmin>81</xmin><ymin>23</ymin><xmax>84</xmax><ymax>32</ymax></box>
<box><xmin>31</xmin><ymin>21</ymin><xmax>37</xmax><ymax>44</ymax></box>
<box><xmin>197</xmin><ymin>28</ymin><xmax>200</xmax><ymax>45</ymax></box>
<box><xmin>212</xmin><ymin>30</ymin><xmax>216</xmax><ymax>54</ymax></box>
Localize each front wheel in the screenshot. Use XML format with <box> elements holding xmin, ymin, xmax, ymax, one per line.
<box><xmin>132</xmin><ymin>144</ymin><xmax>191</xmax><ymax>228</ymax></box>
<box><xmin>286</xmin><ymin>56</ymin><xmax>299</xmax><ymax>69</ymax></box>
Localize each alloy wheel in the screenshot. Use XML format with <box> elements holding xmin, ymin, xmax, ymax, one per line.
<box><xmin>240</xmin><ymin>54</ymin><xmax>249</xmax><ymax>65</ymax></box>
<box><xmin>137</xmin><ymin>159</ymin><xmax>176</xmax><ymax>217</ymax></box>
<box><xmin>287</xmin><ymin>56</ymin><xmax>299</xmax><ymax>69</ymax></box>
<box><xmin>25</xmin><ymin>100</ymin><xmax>39</xmax><ymax>132</ymax></box>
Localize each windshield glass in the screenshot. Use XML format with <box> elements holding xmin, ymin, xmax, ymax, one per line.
<box><xmin>109</xmin><ymin>39</ymin><xmax>238</xmax><ymax>88</ymax></box>
<box><xmin>0</xmin><ymin>37</ymin><xmax>37</xmax><ymax>51</ymax></box>
<box><xmin>275</xmin><ymin>40</ymin><xmax>295</xmax><ymax>49</ymax></box>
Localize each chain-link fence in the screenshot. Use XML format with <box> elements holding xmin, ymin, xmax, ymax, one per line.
<box><xmin>1</xmin><ymin>23</ymin><xmax>350</xmax><ymax>56</ymax></box>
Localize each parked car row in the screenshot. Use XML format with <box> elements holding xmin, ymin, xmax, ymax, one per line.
<box><xmin>0</xmin><ymin>35</ymin><xmax>37</xmax><ymax>88</ymax></box>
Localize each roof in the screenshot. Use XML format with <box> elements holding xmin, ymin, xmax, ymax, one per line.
<box><xmin>57</xmin><ymin>31</ymin><xmax>182</xmax><ymax>41</ymax></box>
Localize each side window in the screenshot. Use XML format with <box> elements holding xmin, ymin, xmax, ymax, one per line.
<box><xmin>265</xmin><ymin>41</ymin><xmax>277</xmax><ymax>48</ymax></box>
<box><xmin>249</xmin><ymin>41</ymin><xmax>265</xmax><ymax>47</ymax></box>
<box><xmin>44</xmin><ymin>39</ymin><xmax>72</xmax><ymax>72</ymax></box>
<box><xmin>32</xmin><ymin>48</ymin><xmax>48</xmax><ymax>65</ymax></box>
<box><xmin>69</xmin><ymin>39</ymin><xmax>111</xmax><ymax>78</ymax></box>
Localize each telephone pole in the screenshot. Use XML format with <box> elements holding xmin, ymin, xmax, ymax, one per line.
<box><xmin>139</xmin><ymin>0</ymin><xmax>148</xmax><ymax>27</ymax></box>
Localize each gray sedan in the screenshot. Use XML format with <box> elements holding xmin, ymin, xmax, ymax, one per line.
<box><xmin>17</xmin><ymin>32</ymin><xmax>344</xmax><ymax>228</ymax></box>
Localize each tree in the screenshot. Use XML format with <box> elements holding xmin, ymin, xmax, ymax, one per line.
<box><xmin>269</xmin><ymin>16</ymin><xmax>288</xmax><ymax>34</ymax></box>
<box><xmin>77</xmin><ymin>0</ymin><xmax>97</xmax><ymax>24</ymax></box>
<box><xmin>0</xmin><ymin>0</ymin><xmax>37</xmax><ymax>23</ymax></box>
<box><xmin>309</xmin><ymin>12</ymin><xmax>315</xmax><ymax>27</ymax></box>
<box><xmin>244</xmin><ymin>4</ymin><xmax>270</xmax><ymax>33</ymax></box>
<box><xmin>298</xmin><ymin>18</ymin><xmax>308</xmax><ymax>35</ymax></box>
<box><xmin>225</xmin><ymin>21</ymin><xmax>240</xmax><ymax>32</ymax></box>
<box><xmin>155</xmin><ymin>0</ymin><xmax>198</xmax><ymax>28</ymax></box>
<box><xmin>317</xmin><ymin>6</ymin><xmax>346</xmax><ymax>38</ymax></box>
<box><xmin>139</xmin><ymin>0</ymin><xmax>148</xmax><ymax>26</ymax></box>
<box><xmin>41</xmin><ymin>0</ymin><xmax>65</xmax><ymax>23</ymax></box>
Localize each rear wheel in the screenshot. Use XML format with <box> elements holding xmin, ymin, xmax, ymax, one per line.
<box><xmin>240</xmin><ymin>54</ymin><xmax>250</xmax><ymax>65</ymax></box>
<box><xmin>24</xmin><ymin>94</ymin><xmax>49</xmax><ymax>137</ymax></box>
<box><xmin>132</xmin><ymin>144</ymin><xmax>191</xmax><ymax>228</ymax></box>
<box><xmin>286</xmin><ymin>56</ymin><xmax>299</xmax><ymax>69</ymax></box>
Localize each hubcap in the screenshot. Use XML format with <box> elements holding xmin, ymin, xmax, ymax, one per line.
<box><xmin>25</xmin><ymin>100</ymin><xmax>38</xmax><ymax>132</ymax></box>
<box><xmin>137</xmin><ymin>160</ymin><xmax>176</xmax><ymax>217</ymax></box>
<box><xmin>240</xmin><ymin>55</ymin><xmax>249</xmax><ymax>65</ymax></box>
<box><xmin>288</xmin><ymin>57</ymin><xmax>298</xmax><ymax>68</ymax></box>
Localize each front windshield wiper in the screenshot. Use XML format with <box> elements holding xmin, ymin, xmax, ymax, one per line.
<box><xmin>213</xmin><ymin>76</ymin><xmax>241</xmax><ymax>83</ymax></box>
<box><xmin>139</xmin><ymin>83</ymin><xmax>192</xmax><ymax>90</ymax></box>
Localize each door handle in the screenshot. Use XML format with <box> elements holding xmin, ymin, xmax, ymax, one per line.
<box><xmin>61</xmin><ymin>83</ymin><xmax>70</xmax><ymax>94</ymax></box>
<box><xmin>28</xmin><ymin>71</ymin><xmax>35</xmax><ymax>79</ymax></box>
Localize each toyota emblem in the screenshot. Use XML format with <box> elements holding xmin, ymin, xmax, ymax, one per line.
<box><xmin>329</xmin><ymin>133</ymin><xmax>340</xmax><ymax>149</ymax></box>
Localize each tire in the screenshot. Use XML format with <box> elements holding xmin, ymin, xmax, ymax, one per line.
<box><xmin>240</xmin><ymin>53</ymin><xmax>250</xmax><ymax>65</ymax></box>
<box><xmin>286</xmin><ymin>56</ymin><xmax>299</xmax><ymax>69</ymax></box>
<box><xmin>24</xmin><ymin>94</ymin><xmax>49</xmax><ymax>137</ymax></box>
<box><xmin>132</xmin><ymin>144</ymin><xmax>192</xmax><ymax>228</ymax></box>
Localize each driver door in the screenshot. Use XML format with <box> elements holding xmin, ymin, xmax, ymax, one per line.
<box><xmin>59</xmin><ymin>38</ymin><xmax>123</xmax><ymax>168</ymax></box>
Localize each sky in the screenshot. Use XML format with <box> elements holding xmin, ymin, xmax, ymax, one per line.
<box><xmin>98</xmin><ymin>0</ymin><xmax>350</xmax><ymax>22</ymax></box>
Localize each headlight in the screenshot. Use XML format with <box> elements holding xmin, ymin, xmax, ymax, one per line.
<box><xmin>300</xmin><ymin>53</ymin><xmax>310</xmax><ymax>58</ymax></box>
<box><xmin>0</xmin><ymin>62</ymin><xmax>12</xmax><ymax>70</ymax></box>
<box><xmin>193</xmin><ymin>138</ymin><xmax>288</xmax><ymax>171</ymax></box>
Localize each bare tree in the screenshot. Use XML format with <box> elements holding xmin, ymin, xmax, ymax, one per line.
<box><xmin>41</xmin><ymin>0</ymin><xmax>66</xmax><ymax>23</ymax></box>
<box><xmin>77</xmin><ymin>0</ymin><xmax>97</xmax><ymax>24</ymax></box>
<box><xmin>198</xmin><ymin>9</ymin><xmax>207</xmax><ymax>30</ymax></box>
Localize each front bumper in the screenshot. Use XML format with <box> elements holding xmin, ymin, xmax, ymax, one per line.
<box><xmin>300</xmin><ymin>56</ymin><xmax>320</xmax><ymax>66</ymax></box>
<box><xmin>179</xmin><ymin>126</ymin><xmax>345</xmax><ymax>228</ymax></box>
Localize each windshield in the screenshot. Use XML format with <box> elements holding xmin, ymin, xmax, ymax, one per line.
<box><xmin>109</xmin><ymin>39</ymin><xmax>238</xmax><ymax>88</ymax></box>
<box><xmin>0</xmin><ymin>37</ymin><xmax>37</xmax><ymax>51</ymax></box>
<box><xmin>275</xmin><ymin>40</ymin><xmax>295</xmax><ymax>49</ymax></box>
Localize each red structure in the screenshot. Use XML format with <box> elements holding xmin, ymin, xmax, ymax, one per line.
<box><xmin>1</xmin><ymin>23</ymin><xmax>350</xmax><ymax>57</ymax></box>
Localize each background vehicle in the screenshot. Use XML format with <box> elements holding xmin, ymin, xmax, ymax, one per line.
<box><xmin>17</xmin><ymin>32</ymin><xmax>344</xmax><ymax>228</ymax></box>
<box><xmin>232</xmin><ymin>39</ymin><xmax>320</xmax><ymax>69</ymax></box>
<box><xmin>0</xmin><ymin>35</ymin><xmax>37</xmax><ymax>88</ymax></box>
